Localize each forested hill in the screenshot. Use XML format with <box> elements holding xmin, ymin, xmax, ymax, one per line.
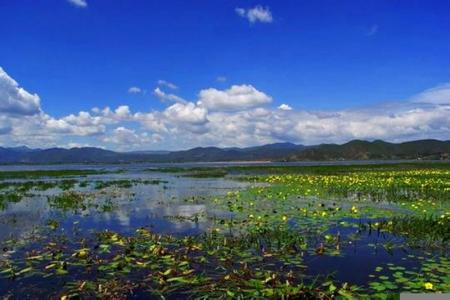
<box><xmin>0</xmin><ymin>139</ymin><xmax>448</xmax><ymax>164</ymax></box>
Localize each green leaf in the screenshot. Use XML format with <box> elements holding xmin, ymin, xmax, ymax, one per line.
<box><xmin>15</xmin><ymin>267</ymin><xmax>33</xmax><ymax>276</ymax></box>
<box><xmin>167</xmin><ymin>277</ymin><xmax>191</xmax><ymax>283</ymax></box>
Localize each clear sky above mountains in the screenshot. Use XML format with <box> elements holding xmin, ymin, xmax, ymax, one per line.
<box><xmin>0</xmin><ymin>0</ymin><xmax>449</xmax><ymax>150</ymax></box>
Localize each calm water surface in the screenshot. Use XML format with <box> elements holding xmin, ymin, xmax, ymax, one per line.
<box><xmin>0</xmin><ymin>169</ymin><xmax>251</xmax><ymax>243</ymax></box>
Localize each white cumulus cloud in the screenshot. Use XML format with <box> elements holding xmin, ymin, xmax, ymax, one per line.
<box><xmin>154</xmin><ymin>87</ymin><xmax>186</xmax><ymax>103</ymax></box>
<box><xmin>128</xmin><ymin>86</ymin><xmax>142</xmax><ymax>94</ymax></box>
<box><xmin>103</xmin><ymin>127</ymin><xmax>147</xmax><ymax>146</ymax></box>
<box><xmin>235</xmin><ymin>5</ymin><xmax>273</xmax><ymax>24</ymax></box>
<box><xmin>278</xmin><ymin>104</ymin><xmax>292</xmax><ymax>111</ymax></box>
<box><xmin>1</xmin><ymin>66</ymin><xmax>449</xmax><ymax>150</ymax></box>
<box><xmin>157</xmin><ymin>80</ymin><xmax>178</xmax><ymax>90</ymax></box>
<box><xmin>164</xmin><ymin>102</ymin><xmax>208</xmax><ymax>126</ymax></box>
<box><xmin>197</xmin><ymin>84</ymin><xmax>272</xmax><ymax>111</ymax></box>
<box><xmin>0</xmin><ymin>67</ymin><xmax>41</xmax><ymax>116</ymax></box>
<box><xmin>411</xmin><ymin>83</ymin><xmax>450</xmax><ymax>105</ymax></box>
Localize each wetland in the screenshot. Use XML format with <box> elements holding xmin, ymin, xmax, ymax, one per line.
<box><xmin>0</xmin><ymin>162</ymin><xmax>449</xmax><ymax>299</ymax></box>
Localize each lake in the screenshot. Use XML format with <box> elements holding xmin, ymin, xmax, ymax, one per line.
<box><xmin>0</xmin><ymin>162</ymin><xmax>449</xmax><ymax>298</ymax></box>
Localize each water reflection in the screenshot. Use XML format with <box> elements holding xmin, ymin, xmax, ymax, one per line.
<box><xmin>0</xmin><ymin>171</ymin><xmax>249</xmax><ymax>245</ymax></box>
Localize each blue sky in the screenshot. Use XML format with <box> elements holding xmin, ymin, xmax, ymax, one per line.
<box><xmin>0</xmin><ymin>0</ymin><xmax>449</xmax><ymax>150</ymax></box>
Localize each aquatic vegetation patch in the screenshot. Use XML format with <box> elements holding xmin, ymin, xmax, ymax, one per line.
<box><xmin>0</xmin><ymin>179</ymin><xmax>83</xmax><ymax>210</ymax></box>
<box><xmin>368</xmin><ymin>257</ymin><xmax>450</xmax><ymax>295</ymax></box>
<box><xmin>149</xmin><ymin>162</ymin><xmax>450</xmax><ymax>176</ymax></box>
<box><xmin>0</xmin><ymin>192</ymin><xmax>23</xmax><ymax>209</ymax></box>
<box><xmin>147</xmin><ymin>167</ymin><xmax>229</xmax><ymax>178</ymax></box>
<box><xmin>47</xmin><ymin>191</ymin><xmax>116</xmax><ymax>213</ymax></box>
<box><xmin>182</xmin><ymin>169</ymin><xmax>228</xmax><ymax>178</ymax></box>
<box><xmin>378</xmin><ymin>214</ymin><xmax>450</xmax><ymax>248</ymax></box>
<box><xmin>94</xmin><ymin>179</ymin><xmax>167</xmax><ymax>190</ymax></box>
<box><xmin>0</xmin><ymin>179</ymin><xmax>78</xmax><ymax>193</ymax></box>
<box><xmin>0</xmin><ymin>169</ymin><xmax>110</xmax><ymax>180</ymax></box>
<box><xmin>0</xmin><ymin>227</ymin><xmax>361</xmax><ymax>299</ymax></box>
<box><xmin>48</xmin><ymin>191</ymin><xmax>89</xmax><ymax>211</ymax></box>
<box><xmin>247</xmin><ymin>169</ymin><xmax>450</xmax><ymax>204</ymax></box>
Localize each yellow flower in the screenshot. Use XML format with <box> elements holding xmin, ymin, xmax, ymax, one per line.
<box><xmin>282</xmin><ymin>215</ymin><xmax>288</xmax><ymax>222</ymax></box>
<box><xmin>424</xmin><ymin>282</ymin><xmax>433</xmax><ymax>290</ymax></box>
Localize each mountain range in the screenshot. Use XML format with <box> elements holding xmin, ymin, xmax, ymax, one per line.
<box><xmin>0</xmin><ymin>139</ymin><xmax>449</xmax><ymax>164</ymax></box>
